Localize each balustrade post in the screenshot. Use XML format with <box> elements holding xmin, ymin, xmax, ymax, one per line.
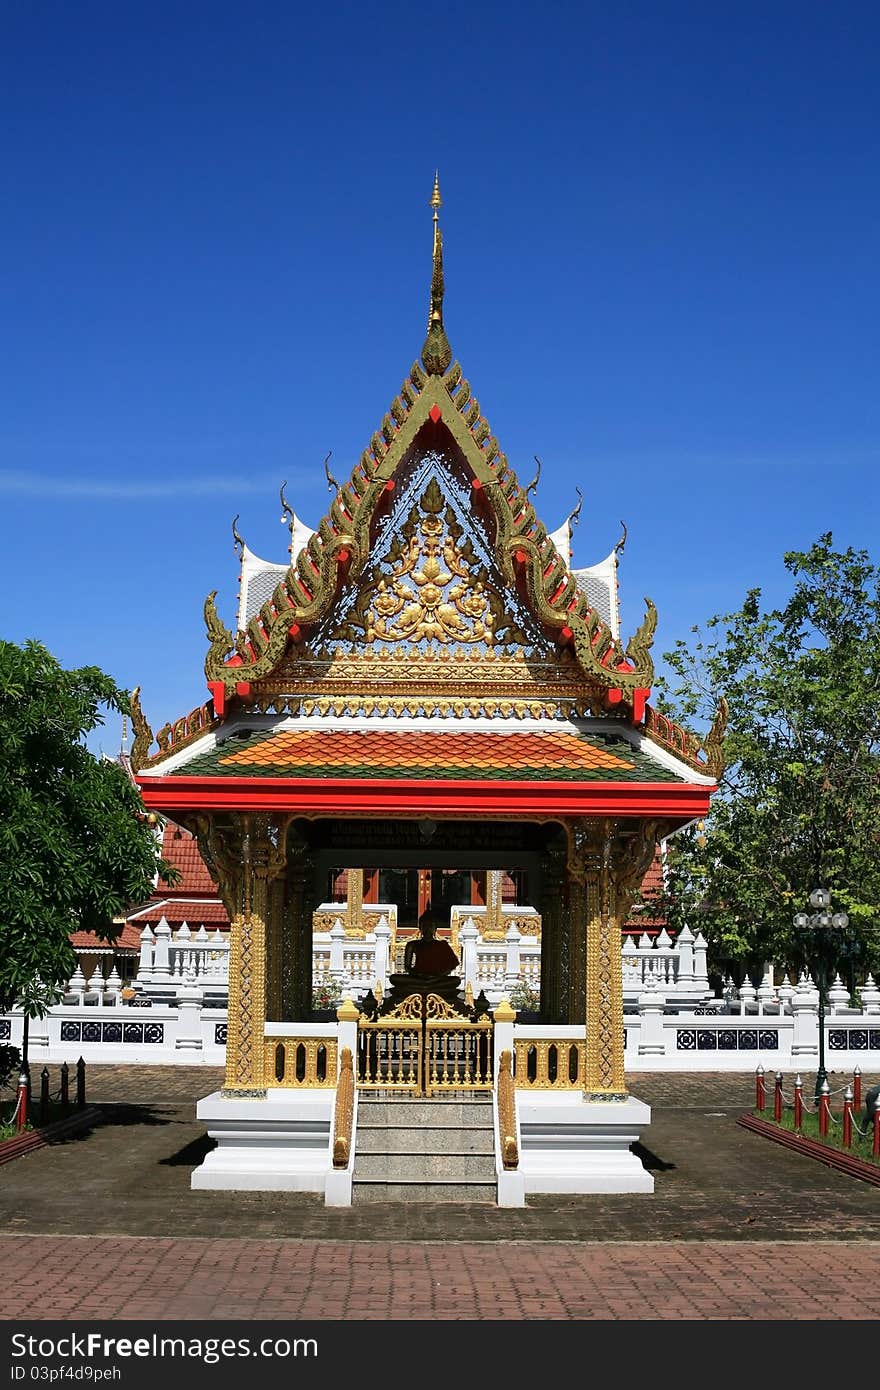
<box><xmin>152</xmin><ymin>916</ymin><xmax>172</xmax><ymax>984</ymax></box>
<box><xmin>819</xmin><ymin>1080</ymin><xmax>830</xmax><ymax>1136</ymax></box>
<box><xmin>137</xmin><ymin>925</ymin><xmax>155</xmax><ymax>985</ymax></box>
<box><xmin>15</xmin><ymin>1071</ymin><xmax>28</xmax><ymax>1132</ymax></box>
<box><xmin>373</xmin><ymin>914</ymin><xmax>391</xmax><ymax>995</ymax></box>
<box><xmin>459</xmin><ymin>916</ymin><xmax>479</xmax><ymax>996</ymax></box>
<box><xmin>692</xmin><ymin>931</ymin><xmax>710</xmax><ymax>993</ymax></box>
<box><xmin>503</xmin><ymin>922</ymin><xmax>522</xmax><ymax>994</ymax></box>
<box><xmin>329</xmin><ymin>917</ymin><xmax>346</xmax><ymax>979</ymax></box>
<box><xmin>675</xmin><ymin>924</ymin><xmax>694</xmax><ymax>989</ymax></box>
<box><xmin>336</xmin><ymin>997</ymin><xmax>360</xmax><ymax>1086</ymax></box>
<box><xmin>842</xmin><ymin>1085</ymin><xmax>853</xmax><ymax>1148</ymax></box>
<box><xmin>492</xmin><ymin>999</ymin><xmax>515</xmax><ymax>1083</ymax></box>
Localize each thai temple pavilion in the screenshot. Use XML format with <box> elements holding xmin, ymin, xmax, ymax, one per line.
<box><xmin>131</xmin><ymin>180</ymin><xmax>722</xmax><ymax>1202</ymax></box>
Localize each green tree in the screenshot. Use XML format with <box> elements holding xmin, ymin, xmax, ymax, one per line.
<box><xmin>655</xmin><ymin>534</ymin><xmax>880</xmax><ymax>985</ymax></box>
<box><xmin>0</xmin><ymin>640</ymin><xmax>176</xmax><ymax>1021</ymax></box>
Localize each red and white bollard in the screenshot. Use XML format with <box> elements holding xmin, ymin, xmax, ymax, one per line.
<box><xmin>794</xmin><ymin>1075</ymin><xmax>803</xmax><ymax>1131</ymax></box>
<box><xmin>819</xmin><ymin>1080</ymin><xmax>831</xmax><ymax>1136</ymax></box>
<box><xmin>755</xmin><ymin>1065</ymin><xmax>765</xmax><ymax>1112</ymax></box>
<box><xmin>774</xmin><ymin>1072</ymin><xmax>783</xmax><ymax>1122</ymax></box>
<box><xmin>15</xmin><ymin>1071</ymin><xmax>28</xmax><ymax>1134</ymax></box>
<box><xmin>852</xmin><ymin>1065</ymin><xmax>861</xmax><ymax>1112</ymax></box>
<box><xmin>843</xmin><ymin>1085</ymin><xmax>853</xmax><ymax>1149</ymax></box>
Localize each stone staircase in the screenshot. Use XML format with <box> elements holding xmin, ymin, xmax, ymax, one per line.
<box><xmin>352</xmin><ymin>1096</ymin><xmax>497</xmax><ymax>1203</ymax></box>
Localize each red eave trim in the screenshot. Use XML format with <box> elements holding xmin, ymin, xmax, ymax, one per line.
<box><xmin>136</xmin><ymin>774</ymin><xmax>714</xmax><ymax>819</ymax></box>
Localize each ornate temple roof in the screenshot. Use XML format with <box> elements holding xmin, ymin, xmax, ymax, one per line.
<box><xmin>152</xmin><ymin>725</ymin><xmax>686</xmax><ymax>783</ymax></box>
<box><xmin>132</xmin><ymin>179</ymin><xmax>725</xmax><ymax>806</ymax></box>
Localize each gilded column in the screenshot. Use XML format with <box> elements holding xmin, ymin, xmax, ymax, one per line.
<box><xmin>565</xmin><ymin>819</ymin><xmax>623</xmax><ymax>1099</ymax></box>
<box><xmin>345</xmin><ymin>866</ymin><xmax>364</xmax><ymax>936</ymax></box>
<box><xmin>222</xmin><ymin>814</ymin><xmax>287</xmax><ymax>1096</ymax></box>
<box><xmin>564</xmin><ymin>817</ymin><xmax>662</xmax><ymax>1100</ymax></box>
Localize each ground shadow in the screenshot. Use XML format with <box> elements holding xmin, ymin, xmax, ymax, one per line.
<box><xmin>159</xmin><ymin>1134</ymin><xmax>216</xmax><ymax>1167</ymax></box>
<box><xmin>631</xmin><ymin>1141</ymin><xmax>676</xmax><ymax>1172</ymax></box>
<box><xmin>94</xmin><ymin>1102</ymin><xmax>178</xmax><ymax>1128</ymax></box>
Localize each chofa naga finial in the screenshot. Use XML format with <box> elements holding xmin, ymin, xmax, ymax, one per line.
<box><xmin>421</xmin><ymin>172</ymin><xmax>452</xmax><ymax>377</ymax></box>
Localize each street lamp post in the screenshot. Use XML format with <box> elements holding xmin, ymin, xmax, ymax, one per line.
<box><xmin>793</xmin><ymin>887</ymin><xmax>849</xmax><ymax>1103</ymax></box>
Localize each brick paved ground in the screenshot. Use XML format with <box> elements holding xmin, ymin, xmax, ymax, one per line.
<box><xmin>1</xmin><ymin>1066</ymin><xmax>878</xmax><ymax>1320</ymax></box>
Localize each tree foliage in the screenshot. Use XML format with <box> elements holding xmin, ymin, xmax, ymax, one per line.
<box><xmin>655</xmin><ymin>534</ymin><xmax>880</xmax><ymax>983</ymax></box>
<box><xmin>0</xmin><ymin>640</ymin><xmax>176</xmax><ymax>1016</ymax></box>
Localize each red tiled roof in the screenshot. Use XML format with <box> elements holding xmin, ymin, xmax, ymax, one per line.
<box><xmin>70</xmin><ymin>924</ymin><xmax>143</xmax><ymax>952</ymax></box>
<box><xmin>129</xmin><ymin>900</ymin><xmax>230</xmax><ymax>928</ymax></box>
<box><xmin>623</xmin><ymin>845</ymin><xmax>668</xmax><ymax>933</ymax></box>
<box><xmin>156</xmin><ymin>824</ymin><xmax>219</xmax><ymax>894</ymax></box>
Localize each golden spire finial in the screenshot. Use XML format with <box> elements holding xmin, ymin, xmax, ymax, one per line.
<box><xmin>421</xmin><ymin>172</ymin><xmax>452</xmax><ymax>376</ymax></box>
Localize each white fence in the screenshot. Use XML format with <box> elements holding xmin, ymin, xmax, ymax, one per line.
<box><xmin>124</xmin><ymin>911</ymin><xmax>718</xmax><ymax>1011</ymax></box>
<box><xmin>4</xmin><ymin>971</ymin><xmax>879</xmax><ymax>1070</ymax></box>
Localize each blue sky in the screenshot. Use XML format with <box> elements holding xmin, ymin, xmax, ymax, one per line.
<box><xmin>2</xmin><ymin>1</ymin><xmax>877</xmax><ymax>755</ymax></box>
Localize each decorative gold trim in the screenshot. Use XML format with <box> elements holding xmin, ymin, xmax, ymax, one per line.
<box><xmin>421</xmin><ymin>172</ymin><xmax>452</xmax><ymax>377</ymax></box>
<box><xmin>265</xmin><ymin>1035</ymin><xmax>338</xmax><ymax>1088</ymax></box>
<box><xmin>332</xmin><ymin>1047</ymin><xmax>355</xmax><ymax>1166</ymax></box>
<box><xmin>497</xmin><ymin>1049</ymin><xmax>519</xmax><ymax>1168</ymax></box>
<box><xmin>129</xmin><ymin>687</ymin><xmax>154</xmax><ymax>774</ymax></box>
<box><xmin>514</xmin><ymin>1037</ymin><xmax>588</xmax><ymax>1090</ymax></box>
<box><xmin>384</xmin><ymin>991</ymin><xmax>466</xmax><ymax>1021</ymax></box>
<box><xmin>699</xmin><ymin>696</ymin><xmax>728</xmax><ymax>780</ymax></box>
<box><xmin>641</xmin><ymin>701</ymin><xmax>719</xmax><ymax>776</ymax></box>
<box><xmin>200</xmin><ymin>359</ymin><xmax>656</xmax><ymax>714</ymax></box>
<box><xmin>329</xmin><ymin>477</ymin><xmax>529</xmax><ymax>649</ymax></box>
<box><xmin>140</xmin><ymin>698</ymin><xmax>219</xmax><ymax>769</ymax></box>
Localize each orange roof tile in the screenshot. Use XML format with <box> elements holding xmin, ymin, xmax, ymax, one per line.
<box><xmin>218</xmin><ymin>728</ymin><xmax>632</xmax><ymax>774</ymax></box>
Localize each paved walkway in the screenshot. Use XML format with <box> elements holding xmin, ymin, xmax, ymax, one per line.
<box><xmin>1</xmin><ymin>1066</ymin><xmax>878</xmax><ymax>1320</ymax></box>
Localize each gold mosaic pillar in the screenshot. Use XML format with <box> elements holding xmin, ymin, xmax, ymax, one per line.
<box><xmin>222</xmin><ymin>814</ymin><xmax>288</xmax><ymax>1096</ymax></box>
<box><xmin>564</xmin><ymin>817</ymin><xmax>662</xmax><ymax>1101</ymax></box>
<box><xmin>345</xmin><ymin>867</ymin><xmax>364</xmax><ymax>936</ymax></box>
<box><xmin>484</xmin><ymin>870</ymin><xmax>505</xmax><ymax>940</ymax></box>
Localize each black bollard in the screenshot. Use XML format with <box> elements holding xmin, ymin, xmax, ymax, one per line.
<box><xmin>865</xmin><ymin>1082</ymin><xmax>880</xmax><ymax>1132</ymax></box>
<box><xmin>39</xmin><ymin>1067</ymin><xmax>50</xmax><ymax>1125</ymax></box>
<box><xmin>76</xmin><ymin>1056</ymin><xmax>86</xmax><ymax>1108</ymax></box>
<box><xmin>60</xmin><ymin>1062</ymin><xmax>69</xmax><ymax>1108</ymax></box>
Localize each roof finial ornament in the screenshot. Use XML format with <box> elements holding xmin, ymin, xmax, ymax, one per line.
<box><xmin>279</xmin><ymin>481</ymin><xmax>295</xmax><ymax>553</ymax></box>
<box><xmin>421</xmin><ymin>172</ymin><xmax>452</xmax><ymax>377</ymax></box>
<box><xmin>231</xmin><ymin>514</ymin><xmax>245</xmax><ymax>560</ymax></box>
<box><xmin>615</xmin><ymin>520</ymin><xmax>628</xmax><ymax>555</ymax></box>
<box><xmin>526</xmin><ymin>456</ymin><xmax>542</xmax><ymax>498</ymax></box>
<box><xmin>323</xmin><ymin>450</ymin><xmax>339</xmax><ymax>494</ymax></box>
<box><xmin>566</xmin><ymin>486</ymin><xmax>583</xmax><ymax>531</ymax></box>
